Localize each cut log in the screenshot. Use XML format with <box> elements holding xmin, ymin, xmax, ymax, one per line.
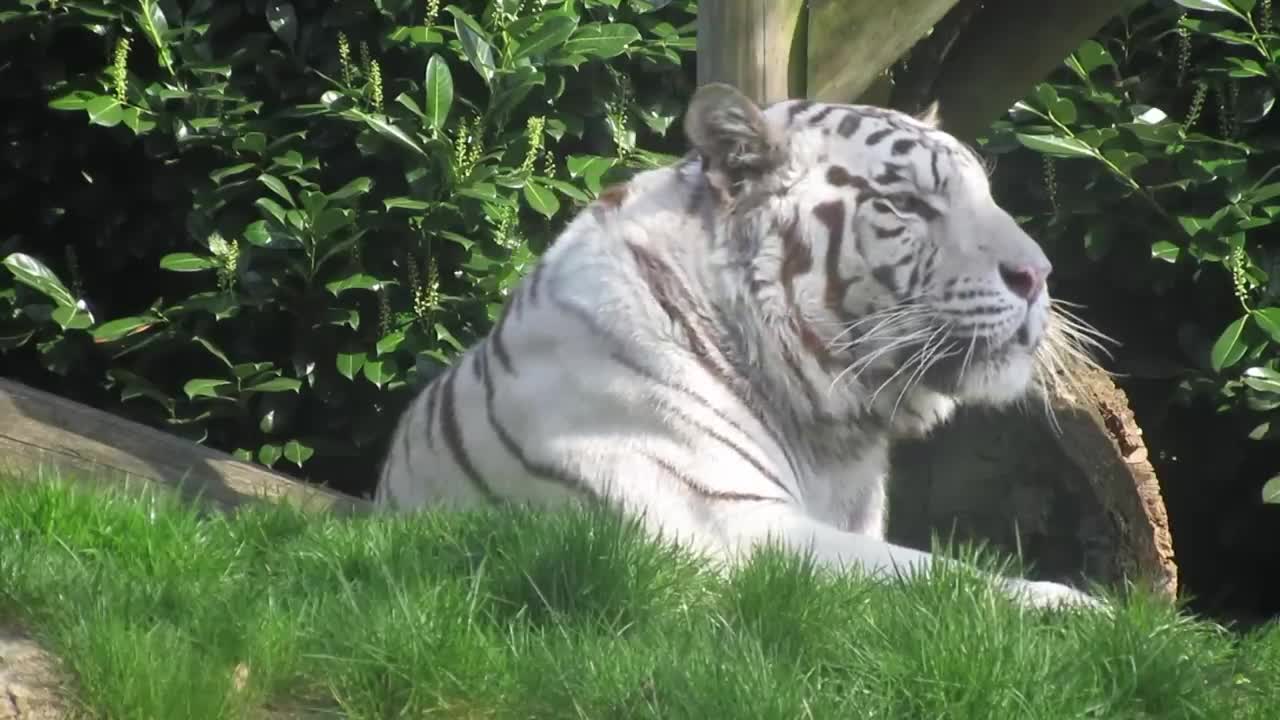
<box><xmin>0</xmin><ymin>378</ymin><xmax>369</xmax><ymax>515</ymax></box>
<box><xmin>888</xmin><ymin>364</ymin><xmax>1178</xmax><ymax>599</ymax></box>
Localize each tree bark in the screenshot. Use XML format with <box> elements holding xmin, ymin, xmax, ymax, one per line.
<box><xmin>0</xmin><ymin>378</ymin><xmax>369</xmax><ymax>515</ymax></box>
<box><xmin>888</xmin><ymin>364</ymin><xmax>1178</xmax><ymax>599</ymax></box>
<box><xmin>895</xmin><ymin>0</ymin><xmax>1134</xmax><ymax>141</ymax></box>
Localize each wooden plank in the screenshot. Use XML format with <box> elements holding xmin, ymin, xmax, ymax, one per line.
<box><xmin>0</xmin><ymin>378</ymin><xmax>369</xmax><ymax>515</ymax></box>
<box><xmin>915</xmin><ymin>0</ymin><xmax>1127</xmax><ymax>141</ymax></box>
<box><xmin>806</xmin><ymin>0</ymin><xmax>960</xmax><ymax>104</ymax></box>
<box><xmin>696</xmin><ymin>0</ymin><xmax>806</xmax><ymax>104</ymax></box>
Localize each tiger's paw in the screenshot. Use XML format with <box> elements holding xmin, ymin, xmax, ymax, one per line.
<box><xmin>1007</xmin><ymin>579</ymin><xmax>1109</xmax><ymax>613</ymax></box>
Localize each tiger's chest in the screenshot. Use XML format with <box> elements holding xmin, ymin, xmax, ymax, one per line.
<box><xmin>792</xmin><ymin>442</ymin><xmax>891</xmax><ymax>538</ymax></box>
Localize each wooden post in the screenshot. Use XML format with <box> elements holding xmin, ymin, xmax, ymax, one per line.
<box><xmin>695</xmin><ymin>0</ymin><xmax>807</xmax><ymax>103</ymax></box>
<box><xmin>806</xmin><ymin>0</ymin><xmax>961</xmax><ymax>104</ymax></box>
<box><xmin>905</xmin><ymin>0</ymin><xmax>1128</xmax><ymax>141</ymax></box>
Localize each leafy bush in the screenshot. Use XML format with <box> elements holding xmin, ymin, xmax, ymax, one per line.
<box><xmin>980</xmin><ymin>0</ymin><xmax>1280</xmax><ymax>506</ymax></box>
<box><xmin>0</xmin><ymin>0</ymin><xmax>697</xmax><ymax>493</ymax></box>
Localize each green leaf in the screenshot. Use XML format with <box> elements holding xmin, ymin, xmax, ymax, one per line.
<box><xmin>247</xmin><ymin>376</ymin><xmax>302</xmax><ymax>393</ymax></box>
<box><xmin>1211</xmin><ymin>315</ymin><xmax>1250</xmax><ymax>372</ymax></box>
<box><xmin>328</xmin><ymin>176</ymin><xmax>373</xmax><ymax>201</ymax></box>
<box><xmin>313</xmin><ymin>208</ymin><xmax>355</xmax><ymax>237</ymax></box>
<box><xmin>514</xmin><ymin>15</ymin><xmax>579</xmax><ymax>60</ymax></box>
<box><xmin>1151</xmin><ymin>241</ymin><xmax>1181</xmax><ymax>263</ymax></box>
<box><xmin>1263</xmin><ymin>474</ymin><xmax>1280</xmax><ymax>504</ymax></box>
<box><xmin>1173</xmin><ymin>0</ymin><xmax>1249</xmax><ymax>19</ymax></box>
<box><xmin>561</xmin><ymin>23</ymin><xmax>642</xmax><ymax>59</ymax></box>
<box><xmin>451</xmin><ymin>9</ymin><xmax>496</xmax><ymax>84</ymax></box>
<box><xmin>567</xmin><ymin>154</ymin><xmax>617</xmax><ymax>194</ymax></box>
<box><xmin>1252</xmin><ymin>308</ymin><xmax>1280</xmax><ymax>343</ymax></box>
<box><xmin>234</xmin><ymin>132</ymin><xmax>268</xmax><ymax>155</ymax></box>
<box><xmin>283</xmin><ymin>439</ymin><xmax>314</xmax><ymax>467</ymax></box>
<box><xmin>1243</xmin><ymin>366</ymin><xmax>1280</xmax><ymax>393</ymax></box>
<box><xmin>85</xmin><ymin>95</ymin><xmax>124</xmax><ymax>127</ymax></box>
<box><xmin>1015</xmin><ymin>133</ymin><xmax>1096</xmax><ymax>159</ymax></box>
<box><xmin>210</xmin><ymin>163</ymin><xmax>256</xmax><ymax>184</ymax></box>
<box><xmin>357</xmin><ymin>112</ymin><xmax>429</xmax><ymax>158</ymax></box>
<box><xmin>325</xmin><ymin>273</ymin><xmax>381</xmax><ymax>296</ymax></box>
<box><xmin>1226</xmin><ymin>57</ymin><xmax>1267</xmax><ymax>77</ymax></box>
<box><xmin>159</xmin><ymin>253</ymin><xmax>218</xmax><ymax>272</ymax></box>
<box><xmin>523</xmin><ymin>180</ymin><xmax>561</xmax><ymax>218</ymax></box>
<box><xmin>48</xmin><ymin>90</ymin><xmax>96</xmax><ymax>111</ymax></box>
<box><xmin>273</xmin><ymin>150</ymin><xmax>305</xmax><ymax>169</ymax></box>
<box><xmin>51</xmin><ymin>305</ymin><xmax>93</xmax><ymax>331</ymax></box>
<box><xmin>3</xmin><ymin>253</ymin><xmax>77</xmax><ymax>307</ymax></box>
<box><xmin>1074</xmin><ymin>39</ymin><xmax>1115</xmax><ymax>74</ymax></box>
<box><xmin>255</xmin><ymin>196</ymin><xmax>289</xmax><ymax>225</ymax></box>
<box><xmin>92</xmin><ymin>314</ymin><xmax>160</xmax><ymax>342</ymax></box>
<box><xmin>336</xmin><ymin>351</ymin><xmax>367</xmax><ymax>380</ymax></box>
<box><xmin>376</xmin><ymin>330</ymin><xmax>406</xmax><ymax>355</ymax></box>
<box><xmin>384</xmin><ymin>197</ymin><xmax>432</xmax><ymax>211</ymax></box>
<box><xmin>183</xmin><ymin>378</ymin><xmax>232</xmax><ymax>399</ymax></box>
<box><xmin>1102</xmin><ymin>149</ymin><xmax>1148</xmax><ymax>174</ymax></box>
<box><xmin>362</xmin><ymin>358</ymin><xmax>395</xmax><ymax>388</ymax></box>
<box><xmin>258</xmin><ymin>443</ymin><xmax>283</xmax><ymax>467</ymax></box>
<box><xmin>244</xmin><ymin>220</ymin><xmax>302</xmax><ymax>249</ymax></box>
<box><xmin>258</xmin><ymin>173</ymin><xmax>294</xmax><ymax>206</ymax></box>
<box><xmin>424</xmin><ymin>53</ymin><xmax>454</xmax><ymax>132</ymax></box>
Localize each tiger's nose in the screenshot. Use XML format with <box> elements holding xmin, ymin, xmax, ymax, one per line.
<box><xmin>999</xmin><ymin>262</ymin><xmax>1050</xmax><ymax>302</ymax></box>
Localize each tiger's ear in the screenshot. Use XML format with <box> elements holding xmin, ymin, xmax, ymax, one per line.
<box><xmin>684</xmin><ymin>83</ymin><xmax>784</xmax><ymax>195</ymax></box>
<box><xmin>915</xmin><ymin>100</ymin><xmax>943</xmax><ymax>129</ymax></box>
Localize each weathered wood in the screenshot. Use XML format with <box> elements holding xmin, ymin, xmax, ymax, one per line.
<box><xmin>806</xmin><ymin>0</ymin><xmax>960</xmax><ymax>104</ymax></box>
<box><xmin>908</xmin><ymin>0</ymin><xmax>1131</xmax><ymax>141</ymax></box>
<box><xmin>889</xmin><ymin>363</ymin><xmax>1178</xmax><ymax>599</ymax></box>
<box><xmin>696</xmin><ymin>0</ymin><xmax>806</xmax><ymax>104</ymax></box>
<box><xmin>0</xmin><ymin>378</ymin><xmax>369</xmax><ymax>515</ymax></box>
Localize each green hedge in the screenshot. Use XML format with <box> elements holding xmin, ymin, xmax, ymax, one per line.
<box><xmin>0</xmin><ymin>0</ymin><xmax>696</xmax><ymax>494</ymax></box>
<box><xmin>6</xmin><ymin>0</ymin><xmax>1279</xmax><ymax>513</ymax></box>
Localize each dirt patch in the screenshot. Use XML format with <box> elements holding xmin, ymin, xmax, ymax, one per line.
<box><xmin>0</xmin><ymin>622</ymin><xmax>72</xmax><ymax>720</ymax></box>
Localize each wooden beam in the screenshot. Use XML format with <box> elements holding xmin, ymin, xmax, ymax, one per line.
<box><xmin>914</xmin><ymin>0</ymin><xmax>1128</xmax><ymax>141</ymax></box>
<box><xmin>0</xmin><ymin>378</ymin><xmax>369</xmax><ymax>515</ymax></box>
<box><xmin>806</xmin><ymin>0</ymin><xmax>960</xmax><ymax>105</ymax></box>
<box><xmin>696</xmin><ymin>0</ymin><xmax>806</xmax><ymax>104</ymax></box>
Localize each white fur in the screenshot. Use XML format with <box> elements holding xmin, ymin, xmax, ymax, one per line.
<box><xmin>376</xmin><ymin>86</ymin><xmax>1103</xmax><ymax>612</ymax></box>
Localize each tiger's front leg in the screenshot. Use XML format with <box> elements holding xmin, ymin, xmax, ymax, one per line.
<box><xmin>715</xmin><ymin>501</ymin><xmax>1104</xmax><ymax>611</ymax></box>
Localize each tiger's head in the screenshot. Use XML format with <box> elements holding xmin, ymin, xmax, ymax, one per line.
<box><xmin>684</xmin><ymin>83</ymin><xmax>1091</xmax><ymax>414</ymax></box>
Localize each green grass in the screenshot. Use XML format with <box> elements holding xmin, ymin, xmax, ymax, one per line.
<box><xmin>2</xmin><ymin>472</ymin><xmax>1278</xmax><ymax>720</ymax></box>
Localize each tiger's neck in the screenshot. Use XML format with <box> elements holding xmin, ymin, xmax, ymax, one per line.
<box><xmin>607</xmin><ymin>161</ymin><xmax>954</xmax><ymax>463</ymax></box>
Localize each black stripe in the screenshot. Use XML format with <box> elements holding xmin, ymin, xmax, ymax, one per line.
<box><xmin>608</xmin><ymin>349</ymin><xmax>802</xmax><ymax>498</ymax></box>
<box><xmin>546</xmin><ymin>270</ymin><xmax>802</xmax><ymax>497</ymax></box>
<box><xmin>787</xmin><ymin>100</ymin><xmax>815</xmax><ymax>122</ymax></box>
<box><xmin>865</xmin><ymin>127</ymin><xmax>893</xmax><ymax>145</ymax></box>
<box><xmin>837</xmin><ymin>113</ymin><xmax>862</xmax><ymax>137</ymax></box>
<box><xmin>809</xmin><ymin>105</ymin><xmax>838</xmax><ymax>124</ymax></box>
<box><xmin>440</xmin><ymin>357</ymin><xmax>499</xmax><ymax>503</ymax></box>
<box><xmin>491</xmin><ymin>303</ymin><xmax>517</xmax><ymax>374</ymax></box>
<box><xmin>479</xmin><ymin>344</ymin><xmax>597</xmax><ymax>500</ymax></box>
<box><xmin>642</xmin><ymin>450</ymin><xmax>783</xmax><ymax>504</ymax></box>
<box><xmin>655</xmin><ymin>394</ymin><xmax>792</xmax><ymax>502</ymax></box>
<box><xmin>780</xmin><ymin>344</ymin><xmax>833</xmax><ymax>421</ymax></box>
<box><xmin>527</xmin><ymin>260</ymin><xmax>548</xmax><ymax>305</ymax></box>
<box><xmin>422</xmin><ymin>378</ymin><xmax>442</xmax><ymax>448</ymax></box>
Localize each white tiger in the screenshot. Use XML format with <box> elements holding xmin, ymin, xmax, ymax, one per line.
<box><xmin>376</xmin><ymin>83</ymin><xmax>1107</xmax><ymax>610</ymax></box>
